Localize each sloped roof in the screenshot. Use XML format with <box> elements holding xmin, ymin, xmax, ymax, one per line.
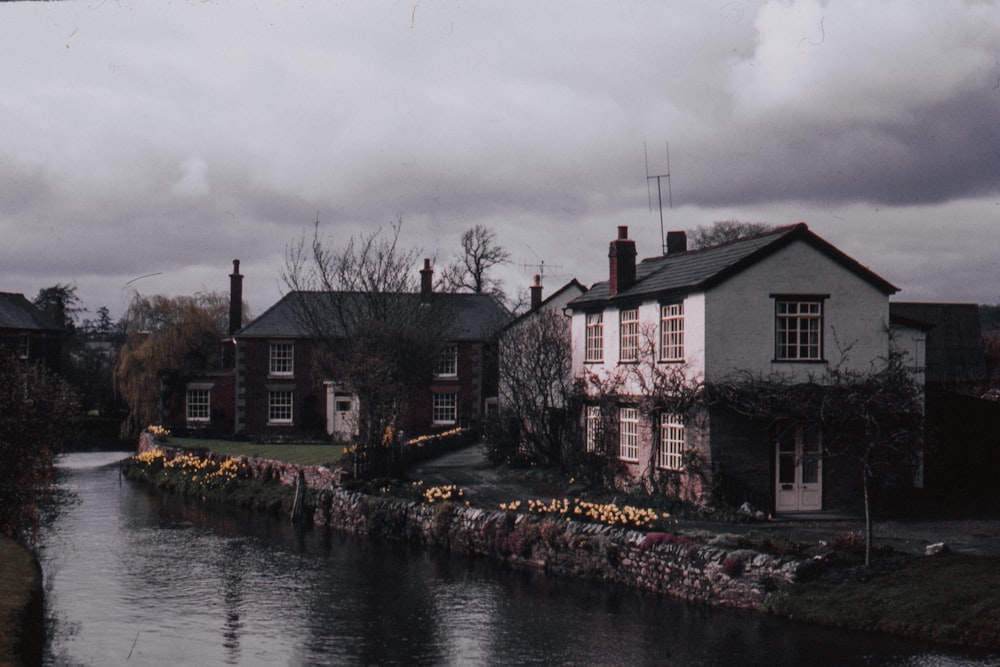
<box><xmin>890</xmin><ymin>302</ymin><xmax>987</xmax><ymax>384</ymax></box>
<box><xmin>568</xmin><ymin>223</ymin><xmax>898</xmax><ymax>308</ymax></box>
<box><xmin>0</xmin><ymin>292</ymin><xmax>63</xmax><ymax>332</ymax></box>
<box><xmin>236</xmin><ymin>290</ymin><xmax>511</xmax><ymax>341</ymax></box>
<box><xmin>503</xmin><ymin>278</ymin><xmax>587</xmax><ymax>332</ymax></box>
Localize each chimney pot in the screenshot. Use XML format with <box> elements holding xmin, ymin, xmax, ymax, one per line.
<box><xmin>666</xmin><ymin>231</ymin><xmax>687</xmax><ymax>254</ymax></box>
<box><xmin>420</xmin><ymin>258</ymin><xmax>434</xmax><ymax>302</ymax></box>
<box><xmin>530</xmin><ymin>274</ymin><xmax>543</xmax><ymax>310</ymax></box>
<box><xmin>608</xmin><ymin>227</ymin><xmax>637</xmax><ymax>295</ymax></box>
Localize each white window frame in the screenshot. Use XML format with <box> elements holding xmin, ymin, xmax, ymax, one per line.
<box><xmin>186</xmin><ymin>387</ymin><xmax>210</xmax><ymax>423</ymax></box>
<box><xmin>619</xmin><ymin>307</ymin><xmax>639</xmax><ymax>362</ymax></box>
<box><xmin>268</xmin><ymin>391</ymin><xmax>293</xmax><ymax>424</ymax></box>
<box><xmin>619</xmin><ymin>407</ymin><xmax>639</xmax><ymax>462</ymax></box>
<box><xmin>659</xmin><ymin>303</ymin><xmax>684</xmax><ymax>362</ymax></box>
<box><xmin>585</xmin><ymin>312</ymin><xmax>604</xmax><ymax>363</ymax></box>
<box><xmin>434</xmin><ymin>344</ymin><xmax>458</xmax><ymax>378</ymax></box>
<box><xmin>269</xmin><ymin>342</ymin><xmax>294</xmax><ymax>376</ymax></box>
<box><xmin>657</xmin><ymin>413</ymin><xmax>685</xmax><ymax>471</ymax></box>
<box><xmin>775</xmin><ymin>299</ymin><xmax>823</xmax><ymax>361</ymax></box>
<box><xmin>585</xmin><ymin>405</ymin><xmax>601</xmax><ymax>453</ymax></box>
<box><xmin>432</xmin><ymin>392</ymin><xmax>457</xmax><ymax>425</ymax></box>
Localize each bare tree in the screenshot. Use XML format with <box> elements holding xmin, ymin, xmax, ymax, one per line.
<box><xmin>437</xmin><ymin>225</ymin><xmax>511</xmax><ymax>301</ymax></box>
<box><xmin>283</xmin><ymin>218</ymin><xmax>451</xmax><ymax>476</ymax></box>
<box><xmin>688</xmin><ymin>220</ymin><xmax>774</xmax><ymax>249</ymax></box>
<box><xmin>710</xmin><ymin>348</ymin><xmax>923</xmax><ymax>566</ymax></box>
<box><xmin>493</xmin><ymin>309</ymin><xmax>574</xmax><ymax>465</ymax></box>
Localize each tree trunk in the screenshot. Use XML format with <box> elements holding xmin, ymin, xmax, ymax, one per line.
<box><xmin>862</xmin><ymin>462</ymin><xmax>873</xmax><ymax>567</ymax></box>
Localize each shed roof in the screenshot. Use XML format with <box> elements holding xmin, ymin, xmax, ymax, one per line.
<box><xmin>890</xmin><ymin>302</ymin><xmax>987</xmax><ymax>384</ymax></box>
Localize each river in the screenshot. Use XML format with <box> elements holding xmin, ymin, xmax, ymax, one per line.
<box><xmin>38</xmin><ymin>452</ymin><xmax>997</xmax><ymax>666</ymax></box>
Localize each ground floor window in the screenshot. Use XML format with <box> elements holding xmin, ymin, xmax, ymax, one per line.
<box><xmin>186</xmin><ymin>388</ymin><xmax>210</xmax><ymax>422</ymax></box>
<box><xmin>432</xmin><ymin>392</ymin><xmax>457</xmax><ymax>425</ymax></box>
<box><xmin>268</xmin><ymin>391</ymin><xmax>293</xmax><ymax>424</ymax></box>
<box><xmin>619</xmin><ymin>407</ymin><xmax>639</xmax><ymax>462</ymax></box>
<box><xmin>656</xmin><ymin>413</ymin><xmax>684</xmax><ymax>470</ymax></box>
<box><xmin>585</xmin><ymin>405</ymin><xmax>601</xmax><ymax>452</ymax></box>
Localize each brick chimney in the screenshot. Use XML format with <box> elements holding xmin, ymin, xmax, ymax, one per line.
<box><xmin>530</xmin><ymin>274</ymin><xmax>543</xmax><ymax>310</ymax></box>
<box><xmin>229</xmin><ymin>259</ymin><xmax>243</xmax><ymax>335</ymax></box>
<box><xmin>420</xmin><ymin>258</ymin><xmax>434</xmax><ymax>303</ymax></box>
<box><xmin>608</xmin><ymin>226</ymin><xmax>637</xmax><ymax>295</ymax></box>
<box><xmin>666</xmin><ymin>230</ymin><xmax>687</xmax><ymax>254</ymax></box>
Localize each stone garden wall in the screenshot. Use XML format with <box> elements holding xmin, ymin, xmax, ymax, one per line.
<box><xmin>136</xmin><ymin>432</ymin><xmax>807</xmax><ymax>610</ymax></box>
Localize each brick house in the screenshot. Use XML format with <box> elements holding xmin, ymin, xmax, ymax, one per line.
<box><xmin>0</xmin><ymin>292</ymin><xmax>64</xmax><ymax>371</ymax></box>
<box><xmin>566</xmin><ymin>223</ymin><xmax>912</xmax><ymax>513</ymax></box>
<box><xmin>227</xmin><ymin>260</ymin><xmax>509</xmax><ymax>442</ymax></box>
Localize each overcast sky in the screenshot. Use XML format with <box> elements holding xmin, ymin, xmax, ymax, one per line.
<box><xmin>2</xmin><ymin>1</ymin><xmax>998</xmax><ymax>321</ymax></box>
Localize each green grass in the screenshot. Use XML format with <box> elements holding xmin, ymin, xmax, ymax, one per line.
<box><xmin>766</xmin><ymin>553</ymin><xmax>1000</xmax><ymax>649</ymax></box>
<box><xmin>0</xmin><ymin>536</ymin><xmax>42</xmax><ymax>665</ymax></box>
<box><xmin>169</xmin><ymin>437</ymin><xmax>346</xmax><ymax>466</ymax></box>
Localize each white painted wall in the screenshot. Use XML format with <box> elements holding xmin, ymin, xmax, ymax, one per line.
<box><xmin>703</xmin><ymin>242</ymin><xmax>890</xmax><ymax>381</ymax></box>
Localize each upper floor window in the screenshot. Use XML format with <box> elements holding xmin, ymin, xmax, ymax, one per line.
<box><xmin>269</xmin><ymin>342</ymin><xmax>294</xmax><ymax>376</ymax></box>
<box><xmin>186</xmin><ymin>388</ymin><xmax>210</xmax><ymax>422</ymax></box>
<box><xmin>619</xmin><ymin>308</ymin><xmax>639</xmax><ymax>362</ymax></box>
<box><xmin>268</xmin><ymin>391</ymin><xmax>293</xmax><ymax>424</ymax></box>
<box><xmin>434</xmin><ymin>344</ymin><xmax>458</xmax><ymax>377</ymax></box>
<box><xmin>619</xmin><ymin>407</ymin><xmax>639</xmax><ymax>462</ymax></box>
<box><xmin>659</xmin><ymin>303</ymin><xmax>684</xmax><ymax>362</ymax></box>
<box><xmin>585</xmin><ymin>312</ymin><xmax>604</xmax><ymax>363</ymax></box>
<box><xmin>775</xmin><ymin>298</ymin><xmax>824</xmax><ymax>361</ymax></box>
<box><xmin>585</xmin><ymin>405</ymin><xmax>601</xmax><ymax>453</ymax></box>
<box><xmin>656</xmin><ymin>413</ymin><xmax>685</xmax><ymax>470</ymax></box>
<box><xmin>17</xmin><ymin>334</ymin><xmax>29</xmax><ymax>360</ymax></box>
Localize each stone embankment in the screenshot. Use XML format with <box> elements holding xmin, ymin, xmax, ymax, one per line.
<box><xmin>135</xmin><ymin>434</ymin><xmax>807</xmax><ymax>610</ymax></box>
<box><xmin>317</xmin><ymin>489</ymin><xmax>805</xmax><ymax>610</ymax></box>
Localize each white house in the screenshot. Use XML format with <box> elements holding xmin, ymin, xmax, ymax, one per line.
<box><xmin>565</xmin><ymin>223</ymin><xmax>904</xmax><ymax>513</ymax></box>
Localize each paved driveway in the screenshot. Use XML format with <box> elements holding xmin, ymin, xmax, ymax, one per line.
<box><xmin>412</xmin><ymin>443</ymin><xmax>1000</xmax><ymax>556</ymax></box>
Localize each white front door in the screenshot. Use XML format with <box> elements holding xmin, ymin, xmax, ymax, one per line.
<box><xmin>775</xmin><ymin>426</ymin><xmax>822</xmax><ymax>512</ymax></box>
<box><xmin>326</xmin><ymin>386</ymin><xmax>358</xmax><ymax>441</ymax></box>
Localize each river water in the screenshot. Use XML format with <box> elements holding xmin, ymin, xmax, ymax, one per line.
<box><xmin>38</xmin><ymin>452</ymin><xmax>996</xmax><ymax>666</ymax></box>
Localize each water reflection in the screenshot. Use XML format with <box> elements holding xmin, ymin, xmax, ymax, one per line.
<box><xmin>42</xmin><ymin>453</ymin><xmax>997</xmax><ymax>666</ymax></box>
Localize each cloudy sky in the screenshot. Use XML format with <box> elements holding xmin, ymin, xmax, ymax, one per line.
<box><xmin>2</xmin><ymin>0</ymin><xmax>998</xmax><ymax>321</ymax></box>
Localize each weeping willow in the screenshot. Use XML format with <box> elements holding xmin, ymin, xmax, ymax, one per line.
<box><xmin>113</xmin><ymin>292</ymin><xmax>231</xmax><ymax>438</ymax></box>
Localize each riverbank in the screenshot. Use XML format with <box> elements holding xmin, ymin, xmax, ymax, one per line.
<box><xmin>121</xmin><ymin>439</ymin><xmax>1000</xmax><ymax>652</ymax></box>
<box><xmin>0</xmin><ymin>536</ymin><xmax>44</xmax><ymax>667</ymax></box>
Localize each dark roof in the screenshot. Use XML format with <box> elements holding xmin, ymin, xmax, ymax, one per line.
<box><xmin>568</xmin><ymin>223</ymin><xmax>898</xmax><ymax>308</ymax></box>
<box><xmin>236</xmin><ymin>291</ymin><xmax>510</xmax><ymax>341</ymax></box>
<box><xmin>890</xmin><ymin>302</ymin><xmax>987</xmax><ymax>385</ymax></box>
<box><xmin>0</xmin><ymin>292</ymin><xmax>63</xmax><ymax>332</ymax></box>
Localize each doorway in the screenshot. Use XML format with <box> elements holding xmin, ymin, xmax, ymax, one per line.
<box><xmin>775</xmin><ymin>425</ymin><xmax>822</xmax><ymax>512</ymax></box>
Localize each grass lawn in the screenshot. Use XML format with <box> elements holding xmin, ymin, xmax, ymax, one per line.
<box><xmin>0</xmin><ymin>536</ymin><xmax>42</xmax><ymax>665</ymax></box>
<box><xmin>169</xmin><ymin>437</ymin><xmax>346</xmax><ymax>466</ymax></box>
<box><xmin>766</xmin><ymin>553</ymin><xmax>1000</xmax><ymax>649</ymax></box>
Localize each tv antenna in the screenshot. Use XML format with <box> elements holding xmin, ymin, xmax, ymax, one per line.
<box><xmin>645</xmin><ymin>142</ymin><xmax>673</xmax><ymax>255</ymax></box>
<box><xmin>518</xmin><ymin>244</ymin><xmax>564</xmax><ymax>283</ymax></box>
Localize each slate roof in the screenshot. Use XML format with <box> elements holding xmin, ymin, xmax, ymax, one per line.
<box><xmin>0</xmin><ymin>292</ymin><xmax>63</xmax><ymax>332</ymax></box>
<box><xmin>890</xmin><ymin>302</ymin><xmax>988</xmax><ymax>385</ymax></box>
<box><xmin>236</xmin><ymin>291</ymin><xmax>511</xmax><ymax>341</ymax></box>
<box><xmin>568</xmin><ymin>223</ymin><xmax>898</xmax><ymax>308</ymax></box>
